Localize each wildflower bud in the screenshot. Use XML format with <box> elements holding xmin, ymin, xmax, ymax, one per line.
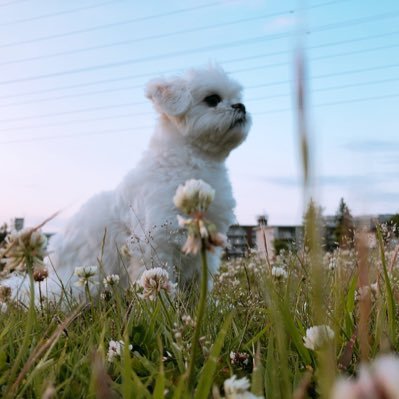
<box><xmin>1</xmin><ymin>228</ymin><xmax>47</xmax><ymax>273</ymax></box>
<box><xmin>74</xmin><ymin>265</ymin><xmax>98</xmax><ymax>287</ymax></box>
<box><xmin>173</xmin><ymin>179</ymin><xmax>215</xmax><ymax>215</ymax></box>
<box><xmin>303</xmin><ymin>325</ymin><xmax>335</xmax><ymax>351</ymax></box>
<box><xmin>100</xmin><ymin>290</ymin><xmax>112</xmax><ymax>301</ymax></box>
<box><xmin>174</xmin><ymin>179</ymin><xmax>226</xmax><ymax>255</ymax></box>
<box><xmin>223</xmin><ymin>375</ymin><xmax>264</xmax><ymax>399</ymax></box>
<box><xmin>230</xmin><ymin>351</ymin><xmax>251</xmax><ymax>368</ymax></box>
<box><xmin>103</xmin><ymin>274</ymin><xmax>120</xmax><ymax>288</ymax></box>
<box><xmin>107</xmin><ymin>340</ymin><xmax>133</xmax><ymax>362</ymax></box>
<box><xmin>33</xmin><ymin>267</ymin><xmax>48</xmax><ymax>282</ymax></box>
<box><xmin>271</xmin><ymin>266</ymin><xmax>288</xmax><ymax>280</ymax></box>
<box><xmin>139</xmin><ymin>267</ymin><xmax>176</xmax><ymax>300</ymax></box>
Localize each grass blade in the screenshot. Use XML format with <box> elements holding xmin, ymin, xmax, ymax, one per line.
<box><xmin>194</xmin><ymin>312</ymin><xmax>233</xmax><ymax>399</ymax></box>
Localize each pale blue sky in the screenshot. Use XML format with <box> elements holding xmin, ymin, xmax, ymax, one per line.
<box><xmin>0</xmin><ymin>0</ymin><xmax>398</xmax><ymax>231</ymax></box>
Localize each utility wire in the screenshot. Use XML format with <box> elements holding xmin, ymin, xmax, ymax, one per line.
<box><xmin>1</xmin><ymin>62</ymin><xmax>398</xmax><ymax>124</ymax></box>
<box><xmin>0</xmin><ymin>113</ymin><xmax>140</xmax><ymax>133</ymax></box>
<box><xmin>256</xmin><ymin>93</ymin><xmax>399</xmax><ymax>115</ymax></box>
<box><xmin>1</xmin><ymin>9</ymin><xmax>398</xmax><ymax>86</ymax></box>
<box><xmin>0</xmin><ymin>0</ymin><xmax>348</xmax><ymax>65</ymax></box>
<box><xmin>1</xmin><ymin>42</ymin><xmax>399</xmax><ymax>108</ymax></box>
<box><xmin>1</xmin><ymin>92</ymin><xmax>398</xmax><ymax>145</ymax></box>
<box><xmin>0</xmin><ymin>29</ymin><xmax>397</xmax><ymax>100</ymax></box>
<box><xmin>0</xmin><ymin>0</ymin><xmax>27</xmax><ymax>7</ymax></box>
<box><xmin>1</xmin><ymin>76</ymin><xmax>399</xmax><ymax>134</ymax></box>
<box><xmin>0</xmin><ymin>0</ymin><xmax>347</xmax><ymax>49</ymax></box>
<box><xmin>246</xmin><ymin>63</ymin><xmax>399</xmax><ymax>89</ymax></box>
<box><xmin>0</xmin><ymin>102</ymin><xmax>143</xmax><ymax>124</ymax></box>
<box><xmin>247</xmin><ymin>77</ymin><xmax>399</xmax><ymax>102</ymax></box>
<box><xmin>0</xmin><ymin>0</ymin><xmax>120</xmax><ymax>27</ymax></box>
<box><xmin>0</xmin><ymin>0</ymin><xmax>244</xmax><ymax>47</ymax></box>
<box><xmin>0</xmin><ymin>126</ymin><xmax>153</xmax><ymax>145</ymax></box>
<box><xmin>232</xmin><ymin>43</ymin><xmax>399</xmax><ymax>74</ymax></box>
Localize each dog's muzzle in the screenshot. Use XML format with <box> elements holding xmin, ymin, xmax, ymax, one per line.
<box><xmin>230</xmin><ymin>103</ymin><xmax>247</xmax><ymax>128</ymax></box>
<box><xmin>231</xmin><ymin>103</ymin><xmax>246</xmax><ymax>114</ymax></box>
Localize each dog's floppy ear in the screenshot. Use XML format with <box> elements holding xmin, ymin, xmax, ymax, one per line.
<box><xmin>145</xmin><ymin>78</ymin><xmax>192</xmax><ymax>116</ymax></box>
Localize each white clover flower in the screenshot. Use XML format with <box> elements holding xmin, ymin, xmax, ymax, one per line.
<box><xmin>103</xmin><ymin>274</ymin><xmax>120</xmax><ymax>288</ymax></box>
<box><xmin>271</xmin><ymin>266</ymin><xmax>288</xmax><ymax>280</ymax></box>
<box><xmin>174</xmin><ymin>179</ymin><xmax>226</xmax><ymax>255</ymax></box>
<box><xmin>1</xmin><ymin>228</ymin><xmax>47</xmax><ymax>273</ymax></box>
<box><xmin>173</xmin><ymin>179</ymin><xmax>215</xmax><ymax>215</ymax></box>
<box><xmin>182</xmin><ymin>314</ymin><xmax>195</xmax><ymax>327</ymax></box>
<box><xmin>330</xmin><ymin>354</ymin><xmax>399</xmax><ymax>399</ymax></box>
<box><xmin>355</xmin><ymin>282</ymin><xmax>378</xmax><ymax>302</ymax></box>
<box><xmin>371</xmin><ymin>354</ymin><xmax>399</xmax><ymax>398</ymax></box>
<box><xmin>74</xmin><ymin>265</ymin><xmax>98</xmax><ymax>287</ymax></box>
<box><xmin>330</xmin><ymin>378</ymin><xmax>359</xmax><ymax>399</ymax></box>
<box><xmin>107</xmin><ymin>339</ymin><xmax>133</xmax><ymax>362</ymax></box>
<box><xmin>303</xmin><ymin>325</ymin><xmax>335</xmax><ymax>350</ymax></box>
<box><xmin>139</xmin><ymin>267</ymin><xmax>176</xmax><ymax>300</ymax></box>
<box><xmin>177</xmin><ymin>214</ymin><xmax>226</xmax><ymax>255</ymax></box>
<box><xmin>223</xmin><ymin>375</ymin><xmax>264</xmax><ymax>399</ymax></box>
<box><xmin>230</xmin><ymin>351</ymin><xmax>250</xmax><ymax>366</ymax></box>
<box><xmin>0</xmin><ymin>302</ymin><xmax>7</xmax><ymax>313</ymax></box>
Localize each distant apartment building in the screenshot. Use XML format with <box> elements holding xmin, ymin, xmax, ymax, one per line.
<box><xmin>226</xmin><ymin>213</ymin><xmax>397</xmax><ymax>260</ymax></box>
<box><xmin>225</xmin><ymin>215</ymin><xmax>303</xmax><ymax>259</ymax></box>
<box><xmin>225</xmin><ymin>223</ymin><xmax>257</xmax><ymax>258</ymax></box>
<box><xmin>256</xmin><ymin>223</ymin><xmax>303</xmax><ymax>260</ymax></box>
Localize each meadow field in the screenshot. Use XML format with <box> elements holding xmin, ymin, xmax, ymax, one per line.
<box><xmin>1</xmin><ymin>217</ymin><xmax>399</xmax><ymax>399</ymax></box>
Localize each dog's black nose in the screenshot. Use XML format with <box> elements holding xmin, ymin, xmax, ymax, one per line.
<box><xmin>231</xmin><ymin>103</ymin><xmax>246</xmax><ymax>114</ymax></box>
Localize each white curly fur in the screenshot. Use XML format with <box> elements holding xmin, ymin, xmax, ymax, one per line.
<box><xmin>2</xmin><ymin>65</ymin><xmax>251</xmax><ymax>300</ymax></box>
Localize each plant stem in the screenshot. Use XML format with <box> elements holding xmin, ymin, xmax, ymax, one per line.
<box><xmin>85</xmin><ymin>282</ymin><xmax>93</xmax><ymax>303</ymax></box>
<box><xmin>5</xmin><ymin>258</ymin><xmax>36</xmax><ymax>398</ymax></box>
<box><xmin>158</xmin><ymin>293</ymin><xmax>173</xmax><ymax>329</ymax></box>
<box><xmin>187</xmin><ymin>240</ymin><xmax>208</xmax><ymax>391</ymax></box>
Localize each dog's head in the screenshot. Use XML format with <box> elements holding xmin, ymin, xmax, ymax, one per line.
<box><xmin>145</xmin><ymin>65</ymin><xmax>251</xmax><ymax>159</ymax></box>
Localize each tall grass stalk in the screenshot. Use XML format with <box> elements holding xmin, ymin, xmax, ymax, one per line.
<box><xmin>376</xmin><ymin>225</ymin><xmax>397</xmax><ymax>346</ymax></box>
<box><xmin>357</xmin><ymin>230</ymin><xmax>371</xmax><ymax>362</ymax></box>
<box><xmin>187</xmin><ymin>240</ymin><xmax>208</xmax><ymax>391</ymax></box>
<box><xmin>5</xmin><ymin>255</ymin><xmax>36</xmax><ymax>398</ymax></box>
<box><xmin>295</xmin><ymin>44</ymin><xmax>336</xmax><ymax>397</ymax></box>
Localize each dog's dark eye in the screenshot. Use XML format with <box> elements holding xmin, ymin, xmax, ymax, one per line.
<box><xmin>203</xmin><ymin>94</ymin><xmax>222</xmax><ymax>107</ymax></box>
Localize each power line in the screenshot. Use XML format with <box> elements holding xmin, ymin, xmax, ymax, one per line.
<box><xmin>246</xmin><ymin>63</ymin><xmax>399</xmax><ymax>89</ymax></box>
<box><xmin>0</xmin><ymin>102</ymin><xmax>146</xmax><ymax>124</ymax></box>
<box><xmin>0</xmin><ymin>0</ymin><xmax>27</xmax><ymax>7</ymax></box>
<box><xmin>0</xmin><ymin>29</ymin><xmax>397</xmax><ymax>101</ymax></box>
<box><xmin>1</xmin><ymin>63</ymin><xmax>398</xmax><ymax>124</ymax></box>
<box><xmin>2</xmin><ymin>76</ymin><xmax>399</xmax><ymax>134</ymax></box>
<box><xmin>0</xmin><ymin>84</ymin><xmax>143</xmax><ymax>107</ymax></box>
<box><xmin>0</xmin><ymin>112</ymin><xmax>139</xmax><ymax>133</ymax></box>
<box><xmin>0</xmin><ymin>0</ymin><xmax>237</xmax><ymax>48</ymax></box>
<box><xmin>256</xmin><ymin>93</ymin><xmax>399</xmax><ymax>115</ymax></box>
<box><xmin>1</xmin><ymin>42</ymin><xmax>398</xmax><ymax>108</ymax></box>
<box><xmin>0</xmin><ymin>0</ymin><xmax>119</xmax><ymax>27</ymax></box>
<box><xmin>229</xmin><ymin>43</ymin><xmax>399</xmax><ymax>74</ymax></box>
<box><xmin>248</xmin><ymin>76</ymin><xmax>399</xmax><ymax>102</ymax></box>
<box><xmin>0</xmin><ymin>14</ymin><xmax>291</xmax><ymax>66</ymax></box>
<box><xmin>1</xmin><ymin>92</ymin><xmax>398</xmax><ymax>145</ymax></box>
<box><xmin>1</xmin><ymin>9</ymin><xmax>398</xmax><ymax>86</ymax></box>
<box><xmin>0</xmin><ymin>126</ymin><xmax>153</xmax><ymax>145</ymax></box>
<box><xmin>0</xmin><ymin>0</ymin><xmax>348</xmax><ymax>65</ymax></box>
<box><xmin>0</xmin><ymin>0</ymin><xmax>350</xmax><ymax>48</ymax></box>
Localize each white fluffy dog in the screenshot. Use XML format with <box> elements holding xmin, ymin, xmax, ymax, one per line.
<box><xmin>3</xmin><ymin>65</ymin><xmax>251</xmax><ymax>298</ymax></box>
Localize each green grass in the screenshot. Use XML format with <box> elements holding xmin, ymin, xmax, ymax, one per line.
<box><xmin>1</xmin><ymin>232</ymin><xmax>399</xmax><ymax>398</ymax></box>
